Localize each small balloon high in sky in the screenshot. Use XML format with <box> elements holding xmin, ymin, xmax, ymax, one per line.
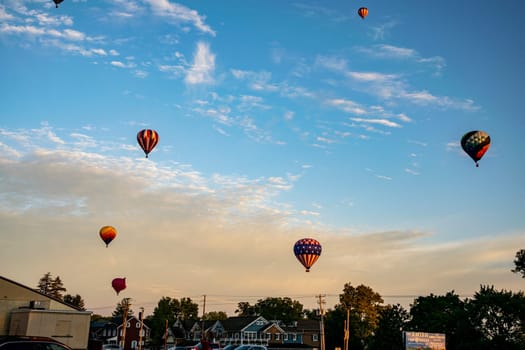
<box><xmin>461</xmin><ymin>130</ymin><xmax>491</xmax><ymax>167</ymax></box>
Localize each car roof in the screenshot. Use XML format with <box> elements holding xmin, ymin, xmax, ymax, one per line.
<box><xmin>0</xmin><ymin>336</ymin><xmax>72</xmax><ymax>348</ymax></box>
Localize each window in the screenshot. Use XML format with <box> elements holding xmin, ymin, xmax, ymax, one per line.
<box><xmin>284</xmin><ymin>335</ymin><xmax>288</xmax><ymax>341</ymax></box>
<box><xmin>131</xmin><ymin>340</ymin><xmax>138</xmax><ymax>349</ymax></box>
<box><xmin>312</xmin><ymin>334</ymin><xmax>318</xmax><ymax>341</ymax></box>
<box><xmin>275</xmin><ymin>334</ymin><xmax>280</xmax><ymax>340</ymax></box>
<box><xmin>292</xmin><ymin>334</ymin><xmax>297</xmax><ymax>341</ymax></box>
<box><xmin>127</xmin><ymin>322</ymin><xmax>131</xmax><ymax>328</ymax></box>
<box><xmin>136</xmin><ymin>322</ymin><xmax>141</xmax><ymax>328</ymax></box>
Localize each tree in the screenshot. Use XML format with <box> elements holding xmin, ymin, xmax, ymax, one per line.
<box><xmin>255</xmin><ymin>297</ymin><xmax>304</xmax><ymax>324</ymax></box>
<box><xmin>467</xmin><ymin>285</ymin><xmax>525</xmax><ymax>349</ymax></box>
<box><xmin>178</xmin><ymin>297</ymin><xmax>199</xmax><ymax>320</ymax></box>
<box><xmin>36</xmin><ymin>272</ymin><xmax>66</xmax><ymax>300</ymax></box>
<box><xmin>408</xmin><ymin>291</ymin><xmax>478</xmax><ymax>350</ymax></box>
<box><xmin>112</xmin><ymin>298</ymin><xmax>134</xmax><ymax>321</ymax></box>
<box><xmin>368</xmin><ymin>304</ymin><xmax>409</xmax><ymax>350</ymax></box>
<box><xmin>204</xmin><ymin>311</ymin><xmax>228</xmax><ymax>320</ymax></box>
<box><xmin>339</xmin><ymin>282</ymin><xmax>384</xmax><ymax>349</ymax></box>
<box><xmin>146</xmin><ymin>296</ymin><xmax>199</xmax><ymax>348</ymax></box>
<box><xmin>512</xmin><ymin>249</ymin><xmax>525</xmax><ymax>278</ymax></box>
<box><xmin>63</xmin><ymin>294</ymin><xmax>85</xmax><ymax>310</ymax></box>
<box><xmin>324</xmin><ymin>282</ymin><xmax>384</xmax><ymax>350</ymax></box>
<box><xmin>235</xmin><ymin>302</ymin><xmax>259</xmax><ymax>316</ymax></box>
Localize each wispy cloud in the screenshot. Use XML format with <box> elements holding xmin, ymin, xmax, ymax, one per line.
<box><xmin>350</xmin><ymin>118</ymin><xmax>402</xmax><ymax>128</ymax></box>
<box><xmin>144</xmin><ymin>0</ymin><xmax>216</xmax><ymax>36</ymax></box>
<box><xmin>185</xmin><ymin>42</ymin><xmax>215</xmax><ymax>85</ymax></box>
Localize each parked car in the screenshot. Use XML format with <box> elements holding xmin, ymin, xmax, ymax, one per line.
<box><xmin>222</xmin><ymin>345</ymin><xmax>239</xmax><ymax>350</ymax></box>
<box><xmin>0</xmin><ymin>336</ymin><xmax>73</xmax><ymax>350</ymax></box>
<box><xmin>102</xmin><ymin>344</ymin><xmax>123</xmax><ymax>350</ymax></box>
<box><xmin>190</xmin><ymin>342</ymin><xmax>221</xmax><ymax>350</ymax></box>
<box><xmin>234</xmin><ymin>345</ymin><xmax>267</xmax><ymax>350</ymax></box>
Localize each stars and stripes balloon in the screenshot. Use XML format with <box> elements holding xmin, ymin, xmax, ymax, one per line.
<box><xmin>294</xmin><ymin>238</ymin><xmax>322</xmax><ymax>272</ymax></box>
<box><xmin>137</xmin><ymin>129</ymin><xmax>159</xmax><ymax>158</ymax></box>
<box><xmin>461</xmin><ymin>130</ymin><xmax>491</xmax><ymax>167</ymax></box>
<box><xmin>99</xmin><ymin>225</ymin><xmax>117</xmax><ymax>248</ymax></box>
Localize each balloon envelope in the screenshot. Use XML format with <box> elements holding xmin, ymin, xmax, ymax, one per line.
<box><xmin>137</xmin><ymin>129</ymin><xmax>159</xmax><ymax>158</ymax></box>
<box><xmin>358</xmin><ymin>7</ymin><xmax>368</xmax><ymax>19</ymax></box>
<box><xmin>112</xmin><ymin>278</ymin><xmax>126</xmax><ymax>295</ymax></box>
<box><xmin>461</xmin><ymin>130</ymin><xmax>490</xmax><ymax>167</ymax></box>
<box><xmin>99</xmin><ymin>226</ymin><xmax>117</xmax><ymax>247</ymax></box>
<box><xmin>294</xmin><ymin>238</ymin><xmax>322</xmax><ymax>272</ymax></box>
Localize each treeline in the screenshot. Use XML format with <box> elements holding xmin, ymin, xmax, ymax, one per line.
<box><xmin>36</xmin><ymin>250</ymin><xmax>525</xmax><ymax>350</ymax></box>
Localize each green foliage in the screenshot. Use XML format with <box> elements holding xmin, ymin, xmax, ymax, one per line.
<box><xmin>339</xmin><ymin>282</ymin><xmax>384</xmax><ymax>345</ymax></box>
<box><xmin>63</xmin><ymin>294</ymin><xmax>85</xmax><ymax>310</ymax></box>
<box><xmin>368</xmin><ymin>304</ymin><xmax>408</xmax><ymax>350</ymax></box>
<box><xmin>36</xmin><ymin>272</ymin><xmax>67</xmax><ymax>300</ymax></box>
<box><xmin>235</xmin><ymin>297</ymin><xmax>304</xmax><ymax>323</ymax></box>
<box><xmin>257</xmin><ymin>297</ymin><xmax>304</xmax><ymax>323</ymax></box>
<box><xmin>235</xmin><ymin>302</ymin><xmax>258</xmax><ymax>316</ymax></box>
<box><xmin>512</xmin><ymin>249</ymin><xmax>525</xmax><ymax>278</ymax></box>
<box><xmin>146</xmin><ymin>296</ymin><xmax>199</xmax><ymax>348</ymax></box>
<box><xmin>408</xmin><ymin>291</ymin><xmax>476</xmax><ymax>349</ymax></box>
<box><xmin>467</xmin><ymin>285</ymin><xmax>525</xmax><ymax>349</ymax></box>
<box><xmin>112</xmin><ymin>298</ymin><xmax>133</xmax><ymax>320</ymax></box>
<box><xmin>204</xmin><ymin>311</ymin><xmax>228</xmax><ymax>320</ymax></box>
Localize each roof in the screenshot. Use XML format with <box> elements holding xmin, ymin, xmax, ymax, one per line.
<box><xmin>219</xmin><ymin>316</ymin><xmax>264</xmax><ymax>332</ymax></box>
<box><xmin>0</xmin><ymin>275</ymin><xmax>84</xmax><ymax>311</ymax></box>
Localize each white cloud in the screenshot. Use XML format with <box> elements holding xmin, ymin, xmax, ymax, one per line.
<box><xmin>350</xmin><ymin>118</ymin><xmax>402</xmax><ymax>128</ymax></box>
<box><xmin>0</xmin><ymin>126</ymin><xmax>523</xmax><ymax>315</ymax></box>
<box><xmin>144</xmin><ymin>0</ymin><xmax>216</xmax><ymax>36</ymax></box>
<box><xmin>185</xmin><ymin>42</ymin><xmax>215</xmax><ymax>85</ymax></box>
<box><xmin>326</xmin><ymin>98</ymin><xmax>367</xmax><ymax>115</ymax></box>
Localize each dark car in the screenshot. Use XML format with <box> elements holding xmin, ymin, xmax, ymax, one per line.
<box><xmin>0</xmin><ymin>336</ymin><xmax>73</xmax><ymax>350</ymax></box>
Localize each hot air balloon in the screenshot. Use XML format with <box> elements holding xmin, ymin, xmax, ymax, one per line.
<box><xmin>112</xmin><ymin>278</ymin><xmax>126</xmax><ymax>295</ymax></box>
<box><xmin>53</xmin><ymin>0</ymin><xmax>64</xmax><ymax>8</ymax></box>
<box><xmin>99</xmin><ymin>225</ymin><xmax>117</xmax><ymax>248</ymax></box>
<box><xmin>357</xmin><ymin>7</ymin><xmax>368</xmax><ymax>19</ymax></box>
<box><xmin>137</xmin><ymin>129</ymin><xmax>159</xmax><ymax>158</ymax></box>
<box><xmin>461</xmin><ymin>130</ymin><xmax>491</xmax><ymax>167</ymax></box>
<box><xmin>294</xmin><ymin>238</ymin><xmax>322</xmax><ymax>272</ymax></box>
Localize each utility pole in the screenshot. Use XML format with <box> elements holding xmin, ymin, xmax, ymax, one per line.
<box><xmin>317</xmin><ymin>295</ymin><xmax>326</xmax><ymax>350</ymax></box>
<box><xmin>343</xmin><ymin>307</ymin><xmax>350</xmax><ymax>350</ymax></box>
<box><xmin>121</xmin><ymin>299</ymin><xmax>130</xmax><ymax>350</ymax></box>
<box><xmin>201</xmin><ymin>295</ymin><xmax>207</xmax><ymax>341</ymax></box>
<box><xmin>138</xmin><ymin>307</ymin><xmax>144</xmax><ymax>350</ymax></box>
<box><xmin>164</xmin><ymin>319</ymin><xmax>168</xmax><ymax>350</ymax></box>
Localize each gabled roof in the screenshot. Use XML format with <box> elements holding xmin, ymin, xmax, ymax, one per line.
<box><xmin>173</xmin><ymin>318</ymin><xmax>197</xmax><ymax>331</ymax></box>
<box><xmin>260</xmin><ymin>322</ymin><xmax>285</xmax><ymax>334</ymax></box>
<box><xmin>0</xmin><ymin>275</ymin><xmax>83</xmax><ymax>311</ymax></box>
<box><xmin>220</xmin><ymin>316</ymin><xmax>266</xmax><ymax>332</ymax></box>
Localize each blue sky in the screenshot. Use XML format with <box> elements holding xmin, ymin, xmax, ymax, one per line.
<box><xmin>1</xmin><ymin>0</ymin><xmax>524</xmax><ymax>316</ymax></box>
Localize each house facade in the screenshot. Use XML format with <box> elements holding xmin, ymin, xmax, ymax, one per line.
<box><xmin>118</xmin><ymin>316</ymin><xmax>151</xmax><ymax>350</ymax></box>
<box><xmin>0</xmin><ymin>275</ymin><xmax>91</xmax><ymax>350</ymax></box>
<box><xmin>171</xmin><ymin>316</ymin><xmax>320</xmax><ymax>349</ymax></box>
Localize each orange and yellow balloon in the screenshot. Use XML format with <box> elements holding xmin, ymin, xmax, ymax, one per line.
<box><xmin>357</xmin><ymin>7</ymin><xmax>368</xmax><ymax>19</ymax></box>
<box><xmin>99</xmin><ymin>226</ymin><xmax>117</xmax><ymax>247</ymax></box>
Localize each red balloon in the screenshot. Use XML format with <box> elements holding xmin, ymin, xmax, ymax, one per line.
<box><xmin>112</xmin><ymin>278</ymin><xmax>126</xmax><ymax>295</ymax></box>
<box><xmin>137</xmin><ymin>129</ymin><xmax>159</xmax><ymax>158</ymax></box>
